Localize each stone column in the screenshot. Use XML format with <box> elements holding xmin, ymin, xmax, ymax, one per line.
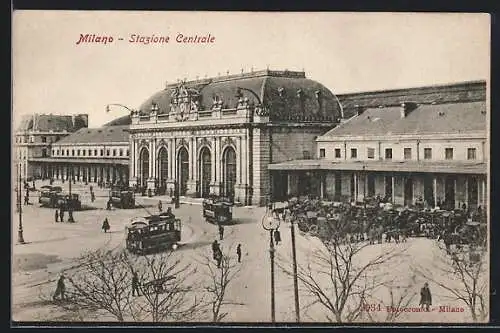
<box><xmin>391</xmin><ymin>175</ymin><xmax>395</xmax><ymax>204</ymax></box>
<box><xmin>186</xmin><ymin>136</ymin><xmax>198</xmax><ymax>197</ymax></box>
<box><xmin>165</xmin><ymin>138</ymin><xmax>176</xmax><ymax>196</ymax></box>
<box><xmin>320</xmin><ymin>172</ymin><xmax>324</xmax><ymax>199</ymax></box>
<box><xmin>209</xmin><ymin>136</ymin><xmax>220</xmax><ymax>195</ymax></box>
<box><xmin>481</xmin><ymin>178</ymin><xmax>486</xmax><ymax>208</ymax></box>
<box><xmin>234</xmin><ymin>135</ymin><xmax>247</xmax><ymax>204</ymax></box>
<box><xmin>433</xmin><ymin>176</ymin><xmax>438</xmax><ymax>207</ymax></box>
<box><xmin>465</xmin><ymin>176</ymin><xmax>469</xmax><ymax>207</ymax></box>
<box><xmin>147</xmin><ymin>139</ymin><xmax>155</xmax><ymax>191</ymax></box>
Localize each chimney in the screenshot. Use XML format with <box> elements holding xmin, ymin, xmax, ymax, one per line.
<box><xmin>400</xmin><ymin>102</ymin><xmax>418</xmax><ymax>118</ymax></box>
<box><xmin>355</xmin><ymin>104</ymin><xmax>365</xmax><ymax>116</ymax></box>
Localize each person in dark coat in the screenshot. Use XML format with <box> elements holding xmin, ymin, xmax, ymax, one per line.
<box><xmin>419</xmin><ymin>282</ymin><xmax>432</xmax><ymax>311</ymax></box>
<box><xmin>53</xmin><ymin>274</ymin><xmax>66</xmax><ymax>301</ymax></box>
<box><xmin>106</xmin><ymin>199</ymin><xmax>112</xmax><ymax>210</ymax></box>
<box><xmin>158</xmin><ymin>200</ymin><xmax>163</xmax><ymax>212</ymax></box>
<box><xmin>59</xmin><ymin>209</ymin><xmax>65</xmax><ymax>223</ymax></box>
<box><xmin>102</xmin><ymin>218</ymin><xmax>110</xmax><ymax>233</ymax></box>
<box><xmin>274</xmin><ymin>229</ymin><xmax>281</xmax><ymax>245</ymax></box>
<box><xmin>212</xmin><ymin>240</ymin><xmax>220</xmax><ymax>260</ymax></box>
<box><xmin>24</xmin><ymin>194</ymin><xmax>29</xmax><ymax>205</ymax></box>
<box><xmin>132</xmin><ymin>272</ymin><xmax>140</xmax><ymax>296</ymax></box>
<box><xmin>55</xmin><ymin>209</ymin><xmax>59</xmax><ymax>223</ymax></box>
<box><xmin>218</xmin><ymin>224</ymin><xmax>224</xmax><ymax>240</ymax></box>
<box><xmin>91</xmin><ymin>192</ymin><xmax>95</xmax><ymax>202</ymax></box>
<box><xmin>166</xmin><ymin>207</ymin><xmax>174</xmax><ymax>218</ymax></box>
<box><xmin>236</xmin><ymin>244</ymin><xmax>242</xmax><ymax>263</ymax></box>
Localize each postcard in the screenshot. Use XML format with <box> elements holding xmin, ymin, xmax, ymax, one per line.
<box><xmin>12</xmin><ymin>11</ymin><xmax>490</xmax><ymax>324</ymax></box>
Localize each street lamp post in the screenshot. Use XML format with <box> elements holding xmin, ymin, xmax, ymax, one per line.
<box><xmin>261</xmin><ymin>204</ymin><xmax>280</xmax><ymax>323</ymax></box>
<box><xmin>17</xmin><ymin>163</ymin><xmax>25</xmax><ymax>244</ymax></box>
<box><xmin>284</xmin><ymin>209</ymin><xmax>301</xmax><ymax>322</ymax></box>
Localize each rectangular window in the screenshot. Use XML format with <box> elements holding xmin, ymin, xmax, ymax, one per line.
<box><xmin>41</xmin><ymin>148</ymin><xmax>47</xmax><ymax>157</ymax></box>
<box><xmin>52</xmin><ymin>149</ymin><xmax>55</xmax><ymax>155</ymax></box>
<box><xmin>82</xmin><ymin>150</ymin><xmax>86</xmax><ymax>156</ymax></box>
<box><xmin>126</xmin><ymin>150</ymin><xmax>130</xmax><ymax>156</ymax></box>
<box><xmin>367</xmin><ymin>148</ymin><xmax>375</xmax><ymax>159</ymax></box>
<box><xmin>113</xmin><ymin>149</ymin><xmax>116</xmax><ymax>156</ymax></box>
<box><xmin>100</xmin><ymin>149</ymin><xmax>104</xmax><ymax>156</ymax></box>
<box><xmin>88</xmin><ymin>149</ymin><xmax>91</xmax><ymax>156</ymax></box>
<box><xmin>107</xmin><ymin>149</ymin><xmax>110</xmax><ymax>156</ymax></box>
<box><xmin>404</xmin><ymin>148</ymin><xmax>412</xmax><ymax>160</ymax></box>
<box><xmin>319</xmin><ymin>149</ymin><xmax>325</xmax><ymax>158</ymax></box>
<box><xmin>95</xmin><ymin>149</ymin><xmax>98</xmax><ymax>156</ymax></box>
<box><xmin>57</xmin><ymin>150</ymin><xmax>60</xmax><ymax>156</ymax></box>
<box><xmin>41</xmin><ymin>136</ymin><xmax>47</xmax><ymax>143</ymax></box>
<box><xmin>445</xmin><ymin>148</ymin><xmax>454</xmax><ymax>160</ymax></box>
<box><xmin>351</xmin><ymin>148</ymin><xmax>357</xmax><ymax>159</ymax></box>
<box><xmin>424</xmin><ymin>148</ymin><xmax>432</xmax><ymax>159</ymax></box>
<box><xmin>467</xmin><ymin>148</ymin><xmax>476</xmax><ymax>160</ymax></box>
<box><xmin>385</xmin><ymin>148</ymin><xmax>392</xmax><ymax>159</ymax></box>
<box><xmin>335</xmin><ymin>148</ymin><xmax>341</xmax><ymax>158</ymax></box>
<box><xmin>77</xmin><ymin>149</ymin><xmax>81</xmax><ymax>156</ymax></box>
<box><xmin>61</xmin><ymin>150</ymin><xmax>64</xmax><ymax>156</ymax></box>
<box><xmin>302</xmin><ymin>150</ymin><xmax>311</xmax><ymax>159</ymax></box>
<box><xmin>119</xmin><ymin>149</ymin><xmax>123</xmax><ymax>157</ymax></box>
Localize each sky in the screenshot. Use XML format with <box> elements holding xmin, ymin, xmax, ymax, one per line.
<box><xmin>12</xmin><ymin>11</ymin><xmax>490</xmax><ymax>128</ymax></box>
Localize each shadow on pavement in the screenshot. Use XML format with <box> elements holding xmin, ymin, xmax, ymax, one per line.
<box><xmin>78</xmin><ymin>205</ymin><xmax>100</xmax><ymax>211</ymax></box>
<box><xmin>231</xmin><ymin>217</ymin><xmax>258</xmax><ymax>225</ymax></box>
<box><xmin>177</xmin><ymin>240</ymin><xmax>213</xmax><ymax>252</ymax></box>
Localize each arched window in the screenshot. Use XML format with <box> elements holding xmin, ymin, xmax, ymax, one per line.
<box><xmin>139</xmin><ymin>147</ymin><xmax>149</xmax><ymax>187</ymax></box>
<box><xmin>222</xmin><ymin>146</ymin><xmax>236</xmax><ymax>199</ymax></box>
<box><xmin>199</xmin><ymin>147</ymin><xmax>211</xmax><ymax>198</ymax></box>
<box><xmin>177</xmin><ymin>147</ymin><xmax>189</xmax><ymax>196</ymax></box>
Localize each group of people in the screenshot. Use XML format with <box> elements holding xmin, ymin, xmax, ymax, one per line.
<box><xmin>211</xmin><ymin>238</ymin><xmax>243</xmax><ymax>267</ymax></box>
<box><xmin>54</xmin><ymin>207</ymin><xmax>74</xmax><ymax>223</ymax></box>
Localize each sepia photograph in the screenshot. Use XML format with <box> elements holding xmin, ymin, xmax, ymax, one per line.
<box><xmin>11</xmin><ymin>11</ymin><xmax>490</xmax><ymax>324</ymax></box>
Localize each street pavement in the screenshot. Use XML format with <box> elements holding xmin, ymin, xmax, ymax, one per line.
<box><xmin>12</xmin><ymin>180</ymin><xmax>484</xmax><ymax>323</ymax></box>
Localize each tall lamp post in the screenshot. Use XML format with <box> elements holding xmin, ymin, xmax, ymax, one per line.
<box><xmin>261</xmin><ymin>204</ymin><xmax>280</xmax><ymax>323</ymax></box>
<box><xmin>68</xmin><ymin>166</ymin><xmax>75</xmax><ymax>222</ymax></box>
<box><xmin>17</xmin><ymin>163</ymin><xmax>25</xmax><ymax>244</ymax></box>
<box><xmin>284</xmin><ymin>208</ymin><xmax>300</xmax><ymax>322</ymax></box>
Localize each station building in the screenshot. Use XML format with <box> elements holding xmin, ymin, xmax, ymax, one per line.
<box><xmin>30</xmin><ymin>125</ymin><xmax>130</xmax><ymax>184</ymax></box>
<box><xmin>127</xmin><ymin>69</ymin><xmax>342</xmax><ymax>205</ymax></box>
<box><xmin>269</xmin><ymin>80</ymin><xmax>488</xmax><ymax>210</ymax></box>
<box><xmin>14</xmin><ymin>114</ymin><xmax>88</xmax><ymax>180</ymax></box>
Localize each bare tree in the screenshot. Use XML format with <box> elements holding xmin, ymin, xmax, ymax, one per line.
<box><xmin>413</xmin><ymin>242</ymin><xmax>488</xmax><ymax>322</ymax></box>
<box><xmin>278</xmin><ymin>214</ymin><xmax>408</xmax><ymax>323</ymax></box>
<box><xmin>131</xmin><ymin>251</ymin><xmax>202</xmax><ymax>322</ymax></box>
<box><xmin>197</xmin><ymin>244</ymin><xmax>244</xmax><ymax>322</ymax></box>
<box><xmin>52</xmin><ymin>248</ymin><xmax>134</xmax><ymax>322</ymax></box>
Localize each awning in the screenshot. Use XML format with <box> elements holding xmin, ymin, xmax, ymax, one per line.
<box><xmin>28</xmin><ymin>157</ymin><xmax>129</xmax><ymax>165</ymax></box>
<box><xmin>268</xmin><ymin>159</ymin><xmax>487</xmax><ymax>175</ymax></box>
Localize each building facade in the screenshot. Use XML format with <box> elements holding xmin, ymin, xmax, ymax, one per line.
<box><xmin>269</xmin><ymin>80</ymin><xmax>488</xmax><ymax>210</ymax></box>
<box><xmin>128</xmin><ymin>70</ymin><xmax>342</xmax><ymax>205</ymax></box>
<box><xmin>30</xmin><ymin>125</ymin><xmax>130</xmax><ymax>184</ymax></box>
<box><xmin>14</xmin><ymin>114</ymin><xmax>88</xmax><ymax>180</ymax></box>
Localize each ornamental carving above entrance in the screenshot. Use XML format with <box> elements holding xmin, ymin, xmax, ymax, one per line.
<box><xmin>169</xmin><ymin>83</ymin><xmax>202</xmax><ymax>122</ymax></box>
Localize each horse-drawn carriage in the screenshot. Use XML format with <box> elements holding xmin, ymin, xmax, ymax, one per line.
<box><xmin>126</xmin><ymin>213</ymin><xmax>182</xmax><ymax>254</ymax></box>
<box><xmin>38</xmin><ymin>186</ymin><xmax>63</xmax><ymax>208</ymax></box>
<box><xmin>57</xmin><ymin>193</ymin><xmax>82</xmax><ymax>211</ymax></box>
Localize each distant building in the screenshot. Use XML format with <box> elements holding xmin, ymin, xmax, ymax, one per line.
<box><xmin>269</xmin><ymin>80</ymin><xmax>488</xmax><ymax>210</ymax></box>
<box><xmin>127</xmin><ymin>69</ymin><xmax>342</xmax><ymax>205</ymax></box>
<box><xmin>30</xmin><ymin>125</ymin><xmax>130</xmax><ymax>185</ymax></box>
<box><xmin>14</xmin><ymin>114</ymin><xmax>88</xmax><ymax>180</ymax></box>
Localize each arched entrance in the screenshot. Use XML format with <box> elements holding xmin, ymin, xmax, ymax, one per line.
<box><xmin>199</xmin><ymin>147</ymin><xmax>211</xmax><ymax>198</ymax></box>
<box><xmin>139</xmin><ymin>147</ymin><xmax>149</xmax><ymax>187</ymax></box>
<box><xmin>177</xmin><ymin>147</ymin><xmax>189</xmax><ymax>196</ymax></box>
<box><xmin>222</xmin><ymin>146</ymin><xmax>236</xmax><ymax>199</ymax></box>
<box><xmin>157</xmin><ymin>147</ymin><xmax>168</xmax><ymax>193</ymax></box>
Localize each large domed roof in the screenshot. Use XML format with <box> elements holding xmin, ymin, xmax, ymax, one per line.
<box><xmin>136</xmin><ymin>70</ymin><xmax>342</xmax><ymax>122</ymax></box>
<box><xmin>103</xmin><ymin>115</ymin><xmax>131</xmax><ymax>126</ymax></box>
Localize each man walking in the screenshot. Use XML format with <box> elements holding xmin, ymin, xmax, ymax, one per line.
<box><xmin>236</xmin><ymin>244</ymin><xmax>242</xmax><ymax>263</ymax></box>
<box><xmin>132</xmin><ymin>271</ymin><xmax>140</xmax><ymax>296</ymax></box>
<box><xmin>59</xmin><ymin>209</ymin><xmax>65</xmax><ymax>223</ymax></box>
<box><xmin>55</xmin><ymin>209</ymin><xmax>59</xmax><ymax>223</ymax></box>
<box><xmin>218</xmin><ymin>224</ymin><xmax>224</xmax><ymax>240</ymax></box>
<box><xmin>102</xmin><ymin>218</ymin><xmax>110</xmax><ymax>233</ymax></box>
<box><xmin>158</xmin><ymin>200</ymin><xmax>163</xmax><ymax>212</ymax></box>
<box><xmin>53</xmin><ymin>274</ymin><xmax>66</xmax><ymax>301</ymax></box>
<box><xmin>419</xmin><ymin>282</ymin><xmax>432</xmax><ymax>311</ymax></box>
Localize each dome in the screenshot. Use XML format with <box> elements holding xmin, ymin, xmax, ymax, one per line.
<box><xmin>136</xmin><ymin>70</ymin><xmax>342</xmax><ymax>122</ymax></box>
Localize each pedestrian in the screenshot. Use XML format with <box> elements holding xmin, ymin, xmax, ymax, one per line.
<box><xmin>59</xmin><ymin>209</ymin><xmax>65</xmax><ymax>223</ymax></box>
<box><xmin>102</xmin><ymin>218</ymin><xmax>110</xmax><ymax>233</ymax></box>
<box><xmin>218</xmin><ymin>224</ymin><xmax>224</xmax><ymax>240</ymax></box>
<box><xmin>68</xmin><ymin>209</ymin><xmax>74</xmax><ymax>223</ymax></box>
<box><xmin>55</xmin><ymin>209</ymin><xmax>59</xmax><ymax>223</ymax></box>
<box><xmin>236</xmin><ymin>244</ymin><xmax>242</xmax><ymax>263</ymax></box>
<box><xmin>212</xmin><ymin>240</ymin><xmax>220</xmax><ymax>260</ymax></box>
<box><xmin>89</xmin><ymin>185</ymin><xmax>93</xmax><ymax>192</ymax></box>
<box><xmin>274</xmin><ymin>228</ymin><xmax>281</xmax><ymax>245</ymax></box>
<box><xmin>215</xmin><ymin>248</ymin><xmax>223</xmax><ymax>268</ymax></box>
<box><xmin>106</xmin><ymin>198</ymin><xmax>112</xmax><ymax>210</ymax></box>
<box><xmin>132</xmin><ymin>271</ymin><xmax>140</xmax><ymax>296</ymax></box>
<box><xmin>91</xmin><ymin>192</ymin><xmax>95</xmax><ymax>203</ymax></box>
<box><xmin>53</xmin><ymin>274</ymin><xmax>66</xmax><ymax>301</ymax></box>
<box><xmin>158</xmin><ymin>200</ymin><xmax>163</xmax><ymax>212</ymax></box>
<box><xmin>166</xmin><ymin>207</ymin><xmax>174</xmax><ymax>218</ymax></box>
<box><xmin>24</xmin><ymin>194</ymin><xmax>29</xmax><ymax>205</ymax></box>
<box><xmin>419</xmin><ymin>282</ymin><xmax>432</xmax><ymax>311</ymax></box>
